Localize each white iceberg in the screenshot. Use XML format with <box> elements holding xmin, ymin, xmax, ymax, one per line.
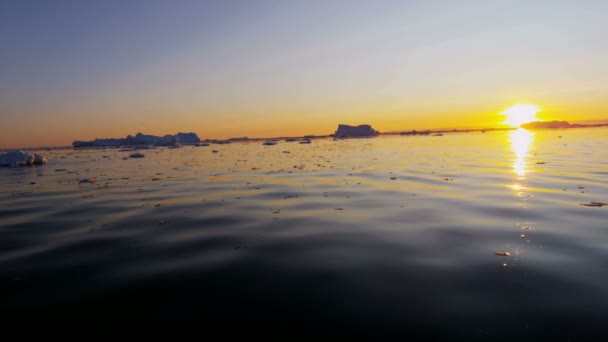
<box><xmin>0</xmin><ymin>151</ymin><xmax>48</xmax><ymax>166</ymax></box>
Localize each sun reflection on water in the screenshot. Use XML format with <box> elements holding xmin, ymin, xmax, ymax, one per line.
<box><xmin>509</xmin><ymin>128</ymin><xmax>534</xmax><ymax>178</ymax></box>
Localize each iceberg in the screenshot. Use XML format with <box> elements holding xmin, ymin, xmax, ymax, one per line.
<box><xmin>0</xmin><ymin>150</ymin><xmax>48</xmax><ymax>166</ymax></box>
<box><xmin>175</xmin><ymin>132</ymin><xmax>200</xmax><ymax>144</ymax></box>
<box><xmin>73</xmin><ymin>132</ymin><xmax>201</xmax><ymax>147</ymax></box>
<box><xmin>521</xmin><ymin>121</ymin><xmax>572</xmax><ymax>129</ymax></box>
<box><xmin>334</xmin><ymin>124</ymin><xmax>379</xmax><ymax>137</ymax></box>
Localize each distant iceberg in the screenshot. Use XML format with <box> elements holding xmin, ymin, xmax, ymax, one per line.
<box><xmin>521</xmin><ymin>120</ymin><xmax>608</xmax><ymax>130</ymax></box>
<box><xmin>73</xmin><ymin>132</ymin><xmax>201</xmax><ymax>148</ymax></box>
<box><xmin>0</xmin><ymin>150</ymin><xmax>47</xmax><ymax>166</ymax></box>
<box><xmin>521</xmin><ymin>121</ymin><xmax>572</xmax><ymax>129</ymax></box>
<box><xmin>175</xmin><ymin>133</ymin><xmax>200</xmax><ymax>144</ymax></box>
<box><xmin>334</xmin><ymin>124</ymin><xmax>379</xmax><ymax>137</ymax></box>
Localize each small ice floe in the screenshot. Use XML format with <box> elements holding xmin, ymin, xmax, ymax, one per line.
<box><xmin>129</xmin><ymin>153</ymin><xmax>145</xmax><ymax>158</ymax></box>
<box><xmin>263</xmin><ymin>141</ymin><xmax>277</xmax><ymax>146</ymax></box>
<box><xmin>285</xmin><ymin>138</ymin><xmax>297</xmax><ymax>142</ymax></box>
<box><xmin>579</xmin><ymin>202</ymin><xmax>608</xmax><ymax>207</ymax></box>
<box><xmin>195</xmin><ymin>143</ymin><xmax>210</xmax><ymax>147</ymax></box>
<box><xmin>0</xmin><ymin>150</ymin><xmax>47</xmax><ymax>166</ymax></box>
<box><xmin>299</xmin><ymin>139</ymin><xmax>311</xmax><ymax>144</ymax></box>
<box><xmin>495</xmin><ymin>252</ymin><xmax>511</xmax><ymax>256</ymax></box>
<box><xmin>433</xmin><ymin>133</ymin><xmax>444</xmax><ymax>136</ymax></box>
<box><xmin>79</xmin><ymin>177</ymin><xmax>96</xmax><ymax>184</ymax></box>
<box><xmin>212</xmin><ymin>150</ymin><xmax>219</xmax><ymax>153</ymax></box>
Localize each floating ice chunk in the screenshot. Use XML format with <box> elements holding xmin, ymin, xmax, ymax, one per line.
<box><xmin>175</xmin><ymin>132</ymin><xmax>200</xmax><ymax>144</ymax></box>
<box><xmin>579</xmin><ymin>202</ymin><xmax>608</xmax><ymax>207</ymax></box>
<box><xmin>0</xmin><ymin>150</ymin><xmax>48</xmax><ymax>166</ymax></box>
<box><xmin>129</xmin><ymin>153</ymin><xmax>145</xmax><ymax>158</ymax></box>
<box><xmin>73</xmin><ymin>132</ymin><xmax>201</xmax><ymax>147</ymax></box>
<box><xmin>334</xmin><ymin>124</ymin><xmax>379</xmax><ymax>137</ymax></box>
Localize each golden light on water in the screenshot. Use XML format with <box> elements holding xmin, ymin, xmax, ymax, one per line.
<box><xmin>510</xmin><ymin>128</ymin><xmax>534</xmax><ymax>178</ymax></box>
<box><xmin>502</xmin><ymin>104</ymin><xmax>540</xmax><ymax>127</ymax></box>
<box><xmin>510</xmin><ymin>184</ymin><xmax>524</xmax><ymax>191</ymax></box>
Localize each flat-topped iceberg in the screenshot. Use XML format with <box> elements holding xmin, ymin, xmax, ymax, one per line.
<box><xmin>73</xmin><ymin>138</ymin><xmax>124</xmax><ymax>147</ymax></box>
<box><xmin>0</xmin><ymin>150</ymin><xmax>47</xmax><ymax>166</ymax></box>
<box><xmin>521</xmin><ymin>121</ymin><xmax>571</xmax><ymax>129</ymax></box>
<box><xmin>175</xmin><ymin>133</ymin><xmax>200</xmax><ymax>144</ymax></box>
<box><xmin>124</xmin><ymin>133</ymin><xmax>176</xmax><ymax>146</ymax></box>
<box><xmin>335</xmin><ymin>124</ymin><xmax>379</xmax><ymax>137</ymax></box>
<box><xmin>73</xmin><ymin>132</ymin><xmax>201</xmax><ymax>148</ymax></box>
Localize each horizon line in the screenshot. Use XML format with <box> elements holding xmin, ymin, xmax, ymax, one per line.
<box><xmin>3</xmin><ymin>119</ymin><xmax>608</xmax><ymax>151</ymax></box>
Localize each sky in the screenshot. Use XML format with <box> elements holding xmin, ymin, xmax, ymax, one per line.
<box><xmin>1</xmin><ymin>0</ymin><xmax>607</xmax><ymax>148</ymax></box>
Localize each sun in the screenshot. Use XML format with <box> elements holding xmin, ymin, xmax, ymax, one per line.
<box><xmin>501</xmin><ymin>104</ymin><xmax>540</xmax><ymax>127</ymax></box>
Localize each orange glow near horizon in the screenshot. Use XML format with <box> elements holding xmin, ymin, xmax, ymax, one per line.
<box><xmin>502</xmin><ymin>104</ymin><xmax>540</xmax><ymax>127</ymax></box>
<box><xmin>0</xmin><ymin>102</ymin><xmax>600</xmax><ymax>149</ymax></box>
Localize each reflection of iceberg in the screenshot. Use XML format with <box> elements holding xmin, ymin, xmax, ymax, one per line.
<box><xmin>510</xmin><ymin>128</ymin><xmax>534</xmax><ymax>177</ymax></box>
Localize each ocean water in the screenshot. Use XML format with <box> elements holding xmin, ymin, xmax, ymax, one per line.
<box><xmin>1</xmin><ymin>128</ymin><xmax>607</xmax><ymax>337</ymax></box>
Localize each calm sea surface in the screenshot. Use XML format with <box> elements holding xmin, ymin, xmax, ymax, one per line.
<box><xmin>1</xmin><ymin>128</ymin><xmax>607</xmax><ymax>337</ymax></box>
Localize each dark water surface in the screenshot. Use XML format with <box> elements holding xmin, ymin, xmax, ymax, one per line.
<box><xmin>1</xmin><ymin>128</ymin><xmax>607</xmax><ymax>337</ymax></box>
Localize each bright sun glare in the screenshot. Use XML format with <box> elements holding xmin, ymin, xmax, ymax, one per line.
<box><xmin>502</xmin><ymin>104</ymin><xmax>540</xmax><ymax>127</ymax></box>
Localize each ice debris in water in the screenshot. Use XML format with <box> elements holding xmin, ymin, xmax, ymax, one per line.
<box><xmin>0</xmin><ymin>150</ymin><xmax>47</xmax><ymax>166</ymax></box>
<box><xmin>129</xmin><ymin>153</ymin><xmax>145</xmax><ymax>158</ymax></box>
<box><xmin>579</xmin><ymin>202</ymin><xmax>608</xmax><ymax>207</ymax></box>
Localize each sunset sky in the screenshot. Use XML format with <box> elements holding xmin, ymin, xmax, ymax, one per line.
<box><xmin>1</xmin><ymin>0</ymin><xmax>607</xmax><ymax>148</ymax></box>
